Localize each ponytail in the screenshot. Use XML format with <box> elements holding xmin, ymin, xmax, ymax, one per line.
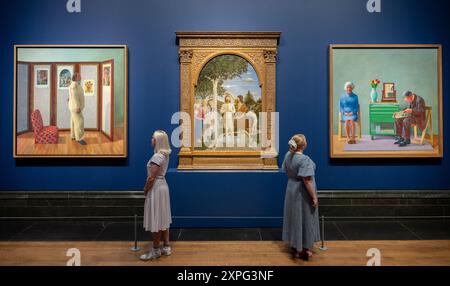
<box><xmin>288</xmin><ymin>134</ymin><xmax>307</xmax><ymax>157</ymax></box>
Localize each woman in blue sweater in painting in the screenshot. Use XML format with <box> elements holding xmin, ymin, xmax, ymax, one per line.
<box><xmin>340</xmin><ymin>82</ymin><xmax>359</xmax><ymax>144</ymax></box>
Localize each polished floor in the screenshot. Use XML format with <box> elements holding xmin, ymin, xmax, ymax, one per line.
<box><xmin>1</xmin><ymin>219</ymin><xmax>449</xmax><ymax>266</ymax></box>
<box><xmin>1</xmin><ymin>240</ymin><xmax>449</xmax><ymax>266</ymax></box>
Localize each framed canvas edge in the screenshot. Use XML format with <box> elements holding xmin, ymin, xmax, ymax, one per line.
<box><xmin>12</xmin><ymin>44</ymin><xmax>129</xmax><ymax>159</ymax></box>
<box><xmin>328</xmin><ymin>44</ymin><xmax>443</xmax><ymax>159</ymax></box>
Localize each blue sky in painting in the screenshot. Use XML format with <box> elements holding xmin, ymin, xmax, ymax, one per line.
<box><xmin>222</xmin><ymin>63</ymin><xmax>261</xmax><ymax>99</ymax></box>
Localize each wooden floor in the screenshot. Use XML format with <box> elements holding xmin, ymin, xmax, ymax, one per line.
<box><xmin>16</xmin><ymin>130</ymin><xmax>124</xmax><ymax>156</ymax></box>
<box><xmin>1</xmin><ymin>240</ymin><xmax>449</xmax><ymax>266</ymax></box>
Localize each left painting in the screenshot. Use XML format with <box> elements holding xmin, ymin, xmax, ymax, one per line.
<box><xmin>14</xmin><ymin>45</ymin><xmax>128</xmax><ymax>158</ymax></box>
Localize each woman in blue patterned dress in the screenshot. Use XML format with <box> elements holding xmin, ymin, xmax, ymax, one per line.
<box><xmin>282</xmin><ymin>134</ymin><xmax>320</xmax><ymax>261</ymax></box>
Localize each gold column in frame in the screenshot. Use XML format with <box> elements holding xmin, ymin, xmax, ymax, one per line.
<box><xmin>178</xmin><ymin>49</ymin><xmax>194</xmax><ymax>168</ymax></box>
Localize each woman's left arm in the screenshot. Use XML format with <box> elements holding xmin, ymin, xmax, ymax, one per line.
<box><xmin>143</xmin><ymin>163</ymin><xmax>161</xmax><ymax>196</ymax></box>
<box><xmin>355</xmin><ymin>95</ymin><xmax>360</xmax><ymax>114</ymax></box>
<box><xmin>302</xmin><ymin>177</ymin><xmax>318</xmax><ymax>208</ymax></box>
<box><xmin>340</xmin><ymin>95</ymin><xmax>345</xmax><ymax>114</ymax></box>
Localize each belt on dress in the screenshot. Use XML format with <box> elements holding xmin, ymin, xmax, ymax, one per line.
<box><xmin>155</xmin><ymin>176</ymin><xmax>165</xmax><ymax>180</ymax></box>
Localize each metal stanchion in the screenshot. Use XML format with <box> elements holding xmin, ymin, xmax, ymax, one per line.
<box><xmin>131</xmin><ymin>214</ymin><xmax>141</xmax><ymax>252</ymax></box>
<box><xmin>319</xmin><ymin>215</ymin><xmax>328</xmax><ymax>251</ymax></box>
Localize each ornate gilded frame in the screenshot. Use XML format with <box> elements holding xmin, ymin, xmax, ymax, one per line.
<box><xmin>176</xmin><ymin>32</ymin><xmax>281</xmax><ymax>169</ymax></box>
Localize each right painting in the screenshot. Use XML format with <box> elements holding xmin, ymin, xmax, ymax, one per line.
<box><xmin>329</xmin><ymin>45</ymin><xmax>443</xmax><ymax>158</ymax></box>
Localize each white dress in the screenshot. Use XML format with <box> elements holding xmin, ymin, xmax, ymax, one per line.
<box><xmin>143</xmin><ymin>153</ymin><xmax>172</xmax><ymax>232</ymax></box>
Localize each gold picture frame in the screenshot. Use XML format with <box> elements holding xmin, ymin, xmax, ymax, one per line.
<box><xmin>382</xmin><ymin>82</ymin><xmax>397</xmax><ymax>102</ymax></box>
<box><xmin>329</xmin><ymin>44</ymin><xmax>443</xmax><ymax>158</ymax></box>
<box><xmin>176</xmin><ymin>32</ymin><xmax>281</xmax><ymax>169</ymax></box>
<box><xmin>13</xmin><ymin>45</ymin><xmax>128</xmax><ymax>158</ymax></box>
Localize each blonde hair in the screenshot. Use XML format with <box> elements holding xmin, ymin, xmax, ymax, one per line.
<box><xmin>153</xmin><ymin>130</ymin><xmax>172</xmax><ymax>156</ymax></box>
<box><xmin>289</xmin><ymin>134</ymin><xmax>307</xmax><ymax>153</ymax></box>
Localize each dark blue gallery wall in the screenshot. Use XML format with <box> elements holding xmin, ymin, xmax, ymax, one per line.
<box><xmin>1</xmin><ymin>0</ymin><xmax>450</xmax><ymax>195</ymax></box>
<box><xmin>167</xmin><ymin>171</ymin><xmax>286</xmax><ymax>227</ymax></box>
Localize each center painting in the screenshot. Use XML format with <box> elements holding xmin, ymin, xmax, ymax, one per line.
<box><xmin>176</xmin><ymin>32</ymin><xmax>280</xmax><ymax>170</ymax></box>
<box><xmin>194</xmin><ymin>54</ymin><xmax>261</xmax><ymax>150</ymax></box>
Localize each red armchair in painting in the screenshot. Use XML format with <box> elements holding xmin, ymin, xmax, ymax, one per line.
<box><xmin>31</xmin><ymin>110</ymin><xmax>59</xmax><ymax>144</ymax></box>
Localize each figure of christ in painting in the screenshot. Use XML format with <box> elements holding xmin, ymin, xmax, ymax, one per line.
<box><xmin>220</xmin><ymin>94</ymin><xmax>236</xmax><ymax>147</ymax></box>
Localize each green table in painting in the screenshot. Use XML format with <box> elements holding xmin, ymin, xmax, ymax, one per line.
<box><xmin>369</xmin><ymin>103</ymin><xmax>400</xmax><ymax>140</ymax></box>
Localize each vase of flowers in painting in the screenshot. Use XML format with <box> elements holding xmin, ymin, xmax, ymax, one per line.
<box><xmin>370</xmin><ymin>79</ymin><xmax>380</xmax><ymax>102</ymax></box>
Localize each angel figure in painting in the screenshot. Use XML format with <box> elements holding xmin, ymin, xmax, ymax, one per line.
<box><xmin>235</xmin><ymin>95</ymin><xmax>248</xmax><ymax>147</ymax></box>
<box><xmin>246</xmin><ymin>110</ymin><xmax>258</xmax><ymax>148</ymax></box>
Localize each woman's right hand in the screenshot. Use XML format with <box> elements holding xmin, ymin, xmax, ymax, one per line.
<box><xmin>312</xmin><ymin>197</ymin><xmax>319</xmax><ymax>208</ymax></box>
<box><xmin>143</xmin><ymin>184</ymin><xmax>150</xmax><ymax>196</ymax></box>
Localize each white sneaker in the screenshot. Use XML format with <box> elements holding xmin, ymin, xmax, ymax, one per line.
<box><xmin>140</xmin><ymin>248</ymin><xmax>161</xmax><ymax>261</ymax></box>
<box><xmin>161</xmin><ymin>245</ymin><xmax>172</xmax><ymax>256</ymax></box>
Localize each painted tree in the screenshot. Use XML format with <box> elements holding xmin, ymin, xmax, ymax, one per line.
<box><xmin>244</xmin><ymin>90</ymin><xmax>262</xmax><ymax>116</ymax></box>
<box><xmin>196</xmin><ymin>79</ymin><xmax>225</xmax><ymax>100</ymax></box>
<box><xmin>197</xmin><ymin>55</ymin><xmax>248</xmax><ymax>110</ymax></box>
<box><xmin>244</xmin><ymin>90</ymin><xmax>256</xmax><ymax>107</ymax></box>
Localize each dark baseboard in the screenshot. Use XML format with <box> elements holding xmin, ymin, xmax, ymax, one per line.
<box><xmin>318</xmin><ymin>190</ymin><xmax>450</xmax><ymax>218</ymax></box>
<box><xmin>0</xmin><ymin>190</ymin><xmax>449</xmax><ymax>225</ymax></box>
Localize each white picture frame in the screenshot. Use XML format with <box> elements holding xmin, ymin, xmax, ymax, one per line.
<box><xmin>57</xmin><ymin>65</ymin><xmax>73</xmax><ymax>90</ymax></box>
<box><xmin>35</xmin><ymin>67</ymin><xmax>50</xmax><ymax>88</ymax></box>
<box><xmin>83</xmin><ymin>79</ymin><xmax>95</xmax><ymax>96</ymax></box>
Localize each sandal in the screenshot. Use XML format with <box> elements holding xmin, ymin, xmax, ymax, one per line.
<box><xmin>298</xmin><ymin>250</ymin><xmax>309</xmax><ymax>261</ymax></box>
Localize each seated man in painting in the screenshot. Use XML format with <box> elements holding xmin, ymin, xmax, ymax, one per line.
<box><xmin>394</xmin><ymin>91</ymin><xmax>426</xmax><ymax>147</ymax></box>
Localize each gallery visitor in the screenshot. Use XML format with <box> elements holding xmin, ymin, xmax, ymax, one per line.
<box><xmin>339</xmin><ymin>82</ymin><xmax>359</xmax><ymax>144</ymax></box>
<box><xmin>394</xmin><ymin>91</ymin><xmax>426</xmax><ymax>147</ymax></box>
<box><xmin>140</xmin><ymin>130</ymin><xmax>173</xmax><ymax>261</ymax></box>
<box><xmin>282</xmin><ymin>134</ymin><xmax>320</xmax><ymax>261</ymax></box>
<box><xmin>68</xmin><ymin>72</ymin><xmax>86</xmax><ymax>145</ymax></box>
